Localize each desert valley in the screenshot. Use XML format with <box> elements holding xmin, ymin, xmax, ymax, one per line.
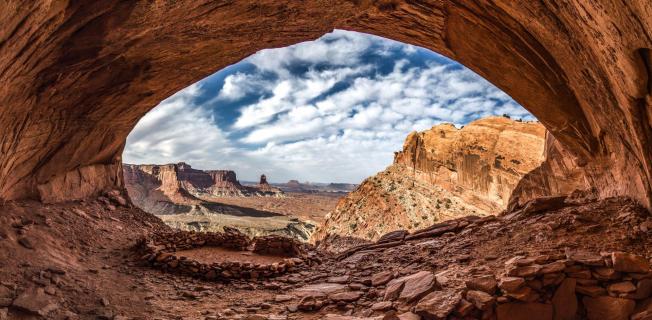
<box><xmin>2</xmin><ymin>2</ymin><xmax>652</xmax><ymax>320</ymax></box>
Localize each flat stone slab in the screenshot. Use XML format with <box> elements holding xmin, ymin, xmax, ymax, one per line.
<box><xmin>294</xmin><ymin>283</ymin><xmax>347</xmax><ymax>297</ymax></box>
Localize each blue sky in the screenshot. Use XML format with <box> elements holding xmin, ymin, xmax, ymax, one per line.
<box><xmin>123</xmin><ymin>30</ymin><xmax>534</xmax><ymax>183</ymax></box>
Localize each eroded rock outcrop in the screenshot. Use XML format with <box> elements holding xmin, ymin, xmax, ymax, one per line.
<box><xmin>314</xmin><ymin>117</ymin><xmax>545</xmax><ymax>243</ymax></box>
<box><xmin>508</xmin><ymin>133</ymin><xmax>591</xmax><ymax>209</ymax></box>
<box><xmin>256</xmin><ymin>174</ymin><xmax>283</xmax><ymax>194</ymax></box>
<box><xmin>124</xmin><ymin>163</ymin><xmax>282</xmax><ymax>208</ymax></box>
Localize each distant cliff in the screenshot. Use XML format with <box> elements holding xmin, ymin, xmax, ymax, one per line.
<box><xmin>314</xmin><ymin>117</ymin><xmax>546</xmax><ymax>246</ymax></box>
<box><xmin>274</xmin><ymin>180</ymin><xmax>358</xmax><ymax>193</ymax></box>
<box><xmin>124</xmin><ymin>163</ymin><xmax>283</xmax><ymax>215</ymax></box>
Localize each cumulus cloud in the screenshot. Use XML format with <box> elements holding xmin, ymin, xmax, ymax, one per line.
<box><xmin>123</xmin><ymin>84</ymin><xmax>238</xmax><ymax>169</ymax></box>
<box><xmin>123</xmin><ymin>30</ymin><xmax>535</xmax><ymax>183</ymax></box>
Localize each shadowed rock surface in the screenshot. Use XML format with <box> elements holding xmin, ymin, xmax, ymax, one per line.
<box><xmin>1</xmin><ymin>1</ymin><xmax>652</xmax><ymax>209</ymax></box>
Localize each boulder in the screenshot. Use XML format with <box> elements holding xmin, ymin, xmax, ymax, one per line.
<box><xmin>414</xmin><ymin>290</ymin><xmax>461</xmax><ymax>320</ymax></box>
<box><xmin>328</xmin><ymin>291</ymin><xmax>362</xmax><ymax>302</ymax></box>
<box><xmin>465</xmin><ymin>275</ymin><xmax>497</xmax><ymax>294</ymax></box>
<box><xmin>506</xmin><ymin>286</ymin><xmax>539</xmax><ymax>302</ymax></box>
<box><xmin>540</xmin><ymin>261</ymin><xmax>566</xmax><ymax>274</ymax></box>
<box><xmin>608</xmin><ymin>281</ymin><xmax>637</xmax><ymax>295</ymax></box>
<box><xmin>508</xmin><ymin>265</ymin><xmax>541</xmax><ymax>277</ymax></box>
<box><xmin>327</xmin><ymin>275</ymin><xmax>350</xmax><ymax>284</ymax></box>
<box><xmin>496</xmin><ymin>302</ymin><xmax>553</xmax><ymax>320</ymax></box>
<box><xmin>466</xmin><ymin>290</ymin><xmax>494</xmax><ymax>311</ymax></box>
<box><xmin>592</xmin><ymin>267</ymin><xmax>621</xmax><ymax>281</ymax></box>
<box><xmin>371</xmin><ymin>301</ymin><xmax>393</xmax><ymax>311</ymax></box>
<box><xmin>377</xmin><ymin>230</ymin><xmax>409</xmax><ymax>243</ymax></box>
<box><xmin>372</xmin><ymin>271</ymin><xmax>394</xmax><ymax>287</ymax></box>
<box><xmin>499</xmin><ymin>276</ymin><xmax>526</xmax><ymax>292</ymax></box>
<box><xmin>612</xmin><ymin>252</ymin><xmax>650</xmax><ymax>273</ymax></box>
<box><xmin>12</xmin><ymin>288</ymin><xmax>59</xmax><ymax>317</ymax></box>
<box><xmin>582</xmin><ymin>296</ymin><xmax>635</xmax><ymax>320</ymax></box>
<box><xmin>551</xmin><ymin>278</ymin><xmax>577</xmax><ymax>320</ymax></box>
<box><xmin>576</xmin><ymin>285</ymin><xmax>607</xmax><ymax>297</ymax></box>
<box><xmin>384</xmin><ymin>271</ymin><xmax>437</xmax><ymax>304</ymax></box>
<box><xmin>397</xmin><ymin>312</ymin><xmax>420</xmax><ymax>320</ymax></box>
<box><xmin>454</xmin><ymin>299</ymin><xmax>474</xmax><ymax>317</ymax></box>
<box><xmin>384</xmin><ymin>281</ymin><xmax>405</xmax><ymax>301</ymax></box>
<box><xmin>297</xmin><ymin>294</ymin><xmax>326</xmax><ymax>311</ymax></box>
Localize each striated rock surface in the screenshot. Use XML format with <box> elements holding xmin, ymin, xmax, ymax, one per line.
<box><xmin>314</xmin><ymin>117</ymin><xmax>545</xmax><ymax>243</ymax></box>
<box><xmin>124</xmin><ymin>163</ymin><xmax>282</xmax><ymax>207</ymax></box>
<box><xmin>508</xmin><ymin>133</ymin><xmax>590</xmax><ymax>208</ymax></box>
<box><xmin>393</xmin><ymin>117</ymin><xmax>546</xmax><ymax>212</ymax></box>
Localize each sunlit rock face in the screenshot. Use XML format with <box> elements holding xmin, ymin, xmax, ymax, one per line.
<box><xmin>394</xmin><ymin>117</ymin><xmax>546</xmax><ymax>212</ymax></box>
<box><xmin>1</xmin><ymin>1</ymin><xmax>652</xmax><ymax>208</ymax></box>
<box><xmin>124</xmin><ymin>163</ymin><xmax>282</xmax><ymax>212</ymax></box>
<box><xmin>314</xmin><ymin>117</ymin><xmax>546</xmax><ymax>243</ymax></box>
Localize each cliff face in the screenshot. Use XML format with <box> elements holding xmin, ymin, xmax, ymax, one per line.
<box><xmin>124</xmin><ymin>163</ymin><xmax>283</xmax><ymax>214</ymax></box>
<box><xmin>314</xmin><ymin>117</ymin><xmax>546</xmax><ymax>244</ymax></box>
<box><xmin>394</xmin><ymin>117</ymin><xmax>546</xmax><ymax>212</ymax></box>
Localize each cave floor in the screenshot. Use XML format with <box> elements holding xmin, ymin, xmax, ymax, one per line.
<box><xmin>1</xmin><ymin>196</ymin><xmax>651</xmax><ymax>319</ymax></box>
<box><xmin>173</xmin><ymin>247</ymin><xmax>287</xmax><ymax>265</ymax></box>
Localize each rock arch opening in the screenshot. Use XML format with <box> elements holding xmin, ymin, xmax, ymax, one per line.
<box><xmin>120</xmin><ymin>30</ymin><xmax>545</xmax><ymax>241</ymax></box>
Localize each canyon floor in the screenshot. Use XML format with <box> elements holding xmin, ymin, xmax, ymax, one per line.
<box><xmin>199</xmin><ymin>192</ymin><xmax>343</xmax><ymax>226</ymax></box>
<box><xmin>2</xmin><ymin>194</ymin><xmax>652</xmax><ymax>319</ymax></box>
<box><xmin>157</xmin><ymin>192</ymin><xmax>342</xmax><ymax>242</ymax></box>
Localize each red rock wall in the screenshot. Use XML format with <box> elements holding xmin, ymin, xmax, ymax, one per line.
<box><xmin>509</xmin><ymin>133</ymin><xmax>590</xmax><ymax>208</ymax></box>
<box><xmin>394</xmin><ymin>117</ymin><xmax>546</xmax><ymax>211</ymax></box>
<box><xmin>1</xmin><ymin>1</ymin><xmax>651</xmax><ymax>208</ymax></box>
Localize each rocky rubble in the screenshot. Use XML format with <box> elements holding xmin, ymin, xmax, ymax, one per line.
<box><xmin>447</xmin><ymin>250</ymin><xmax>652</xmax><ymax>320</ymax></box>
<box><xmin>198</xmin><ymin>195</ymin><xmax>652</xmax><ymax>319</ymax></box>
<box><xmin>3</xmin><ymin>189</ymin><xmax>652</xmax><ymax>319</ymax></box>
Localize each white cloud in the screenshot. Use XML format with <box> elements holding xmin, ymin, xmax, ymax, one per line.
<box><xmin>217</xmin><ymin>72</ymin><xmax>267</xmax><ymax>101</ymax></box>
<box><xmin>123</xmin><ymin>84</ymin><xmax>237</xmax><ymax>169</ymax></box>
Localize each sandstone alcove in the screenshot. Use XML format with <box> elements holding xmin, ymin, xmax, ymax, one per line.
<box><xmin>1</xmin><ymin>1</ymin><xmax>651</xmax><ymax>209</ymax></box>
<box><xmin>3</xmin><ymin>2</ymin><xmax>652</xmax><ymax>319</ymax></box>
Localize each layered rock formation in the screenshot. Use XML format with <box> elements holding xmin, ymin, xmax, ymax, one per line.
<box><xmin>1</xmin><ymin>1</ymin><xmax>652</xmax><ymax>211</ymax></box>
<box><xmin>315</xmin><ymin>117</ymin><xmax>546</xmax><ymax>243</ymax></box>
<box><xmin>124</xmin><ymin>163</ymin><xmax>282</xmax><ymax>206</ymax></box>
<box><xmin>122</xmin><ymin>163</ymin><xmax>314</xmax><ymax>240</ymax></box>
<box><xmin>256</xmin><ymin>174</ymin><xmax>283</xmax><ymax>194</ymax></box>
